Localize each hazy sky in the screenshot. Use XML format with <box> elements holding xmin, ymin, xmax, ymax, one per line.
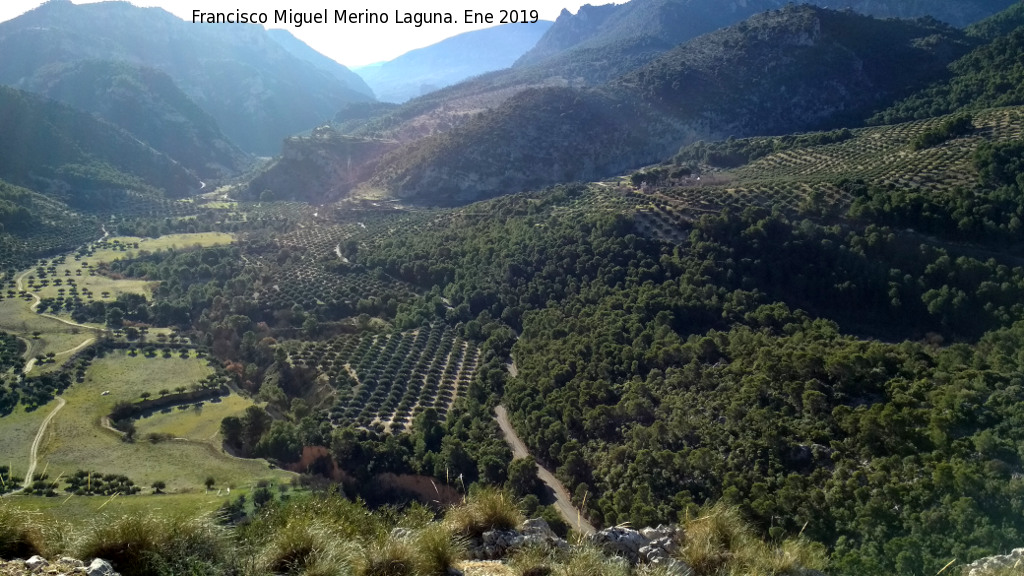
<box><xmin>0</xmin><ymin>0</ymin><xmax>596</xmax><ymax>67</ymax></box>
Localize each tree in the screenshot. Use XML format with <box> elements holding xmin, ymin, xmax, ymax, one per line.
<box><xmin>507</xmin><ymin>457</ymin><xmax>541</xmax><ymax>498</ymax></box>
<box><xmin>204</xmin><ymin>476</ymin><xmax>216</xmax><ymax>490</ymax></box>
<box><xmin>151</xmin><ymin>480</ymin><xmax>166</xmax><ymax>494</ymax></box>
<box><xmin>105</xmin><ymin>306</ymin><xmax>124</xmax><ymax>328</ymax></box>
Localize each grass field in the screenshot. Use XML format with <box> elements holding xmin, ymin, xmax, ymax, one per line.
<box><xmin>136</xmin><ymin>394</ymin><xmax>255</xmax><ymax>441</ymax></box>
<box><xmin>35</xmin><ymin>351</ymin><xmax>290</xmax><ymax>492</ymax></box>
<box><xmin>2</xmin><ymin>486</ymin><xmax>292</xmax><ymax>525</ymax></box>
<box><xmin>101</xmin><ymin>232</ymin><xmax>234</xmax><ymax>256</ymax></box>
<box><xmin>26</xmin><ymin>233</ymin><xmax>234</xmax><ymax>310</ymax></box>
<box><xmin>0</xmin><ymin>403</ymin><xmax>53</xmax><ymax>480</ymax></box>
<box><xmin>0</xmin><ymin>300</ymin><xmax>95</xmax><ymax>363</ymax></box>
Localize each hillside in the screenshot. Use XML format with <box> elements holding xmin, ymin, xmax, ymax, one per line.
<box><xmin>339</xmin><ymin>0</ymin><xmax>1013</xmax><ymax>147</ymax></box>
<box><xmin>0</xmin><ymin>179</ymin><xmax>98</xmax><ymax>271</ymax></box>
<box><xmin>355</xmin><ymin>22</ymin><xmax>553</xmax><ymax>103</ymax></box>
<box><xmin>518</xmin><ymin>0</ymin><xmax>1015</xmax><ymax>76</ymax></box>
<box><xmin>266</xmin><ymin>29</ymin><xmax>375</xmax><ymax>99</ymax></box>
<box><xmin>872</xmin><ymin>7</ymin><xmax>1024</xmax><ymax>124</ymax></box>
<box><xmin>365</xmin><ymin>6</ymin><xmax>973</xmax><ymax>204</ymax></box>
<box><xmin>0</xmin><ymin>0</ymin><xmax>373</xmax><ymax>155</ymax></box>
<box><xmin>0</xmin><ymin>85</ymin><xmax>199</xmax><ymax>203</ymax></box>
<box><xmin>23</xmin><ymin>60</ymin><xmax>250</xmax><ymax>179</ymax></box>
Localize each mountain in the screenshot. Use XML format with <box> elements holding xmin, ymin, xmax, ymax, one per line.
<box><xmin>22</xmin><ymin>60</ymin><xmax>249</xmax><ymax>179</ymax></box>
<box><xmin>343</xmin><ymin>0</ymin><xmax>1013</xmax><ymax>141</ymax></box>
<box><xmin>966</xmin><ymin>0</ymin><xmax>1024</xmax><ymax>38</ymax></box>
<box><xmin>0</xmin><ymin>0</ymin><xmax>373</xmax><ymax>155</ymax></box>
<box><xmin>517</xmin><ymin>0</ymin><xmax>1017</xmax><ymax>80</ymax></box>
<box><xmin>266</xmin><ymin>29</ymin><xmax>375</xmax><ymax>99</ymax></box>
<box><xmin>365</xmin><ymin>6</ymin><xmax>973</xmax><ymax>204</ymax></box>
<box><xmin>0</xmin><ymin>85</ymin><xmax>199</xmax><ymax>205</ymax></box>
<box><xmin>354</xmin><ymin>22</ymin><xmax>553</xmax><ymax>103</ymax></box>
<box><xmin>872</xmin><ymin>2</ymin><xmax>1024</xmax><ymax>124</ymax></box>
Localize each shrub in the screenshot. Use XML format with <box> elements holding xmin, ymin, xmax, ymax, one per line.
<box><xmin>354</xmin><ymin>536</ymin><xmax>417</xmax><ymax>576</ymax></box>
<box><xmin>75</xmin><ymin>513</ymin><xmax>229</xmax><ymax>576</ymax></box>
<box><xmin>446</xmin><ymin>486</ymin><xmax>524</xmax><ymax>538</ymax></box>
<box><xmin>0</xmin><ymin>503</ymin><xmax>46</xmax><ymax>559</ymax></box>
<box><xmin>258</xmin><ymin>516</ymin><xmax>352</xmax><ymax>576</ymax></box>
<box><xmin>413</xmin><ymin>523</ymin><xmax>466</xmax><ymax>576</ymax></box>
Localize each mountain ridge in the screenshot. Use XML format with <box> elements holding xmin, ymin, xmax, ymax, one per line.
<box><xmin>0</xmin><ymin>0</ymin><xmax>373</xmax><ymax>155</ymax></box>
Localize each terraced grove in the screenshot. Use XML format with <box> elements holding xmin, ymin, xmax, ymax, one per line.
<box><xmin>293</xmin><ymin>324</ymin><xmax>480</xmax><ymax>433</ymax></box>
<box><xmin>633</xmin><ymin>105</ymin><xmax>1024</xmax><ymax>240</ymax></box>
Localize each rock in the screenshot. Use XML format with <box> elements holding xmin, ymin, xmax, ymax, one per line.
<box><xmin>445</xmin><ymin>568</ymin><xmax>464</xmax><ymax>576</ymax></box>
<box><xmin>24</xmin><ymin>556</ymin><xmax>48</xmax><ymax>572</ymax></box>
<box><xmin>964</xmin><ymin>547</ymin><xmax>1024</xmax><ymax>576</ymax></box>
<box><xmin>59</xmin><ymin>558</ymin><xmax>85</xmax><ymax>568</ymax></box>
<box><xmin>86</xmin><ymin>558</ymin><xmax>119</xmax><ymax>576</ymax></box>
<box><xmin>591</xmin><ymin>526</ymin><xmax>648</xmax><ymax>562</ymax></box>
<box><xmin>522</xmin><ymin>517</ymin><xmax>557</xmax><ymax>539</ymax></box>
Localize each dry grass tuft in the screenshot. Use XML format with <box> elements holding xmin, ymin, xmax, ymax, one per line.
<box><xmin>447</xmin><ymin>486</ymin><xmax>524</xmax><ymax>538</ymax></box>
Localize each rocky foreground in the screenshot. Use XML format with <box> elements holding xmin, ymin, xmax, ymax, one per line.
<box><xmin>0</xmin><ymin>557</ymin><xmax>118</xmax><ymax>576</ymax></box>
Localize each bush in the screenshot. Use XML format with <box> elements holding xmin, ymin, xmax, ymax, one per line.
<box><xmin>258</xmin><ymin>516</ymin><xmax>352</xmax><ymax>576</ymax></box>
<box><xmin>0</xmin><ymin>503</ymin><xmax>46</xmax><ymax>559</ymax></box>
<box><xmin>354</xmin><ymin>536</ymin><xmax>417</xmax><ymax>576</ymax></box>
<box><xmin>680</xmin><ymin>502</ymin><xmax>828</xmax><ymax>576</ymax></box>
<box><xmin>413</xmin><ymin>523</ymin><xmax>466</xmax><ymax>576</ymax></box>
<box><xmin>75</xmin><ymin>513</ymin><xmax>229</xmax><ymax>576</ymax></box>
<box><xmin>446</xmin><ymin>486</ymin><xmax>524</xmax><ymax>538</ymax></box>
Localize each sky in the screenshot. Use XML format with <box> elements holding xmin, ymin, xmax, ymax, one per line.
<box><xmin>0</xmin><ymin>0</ymin><xmax>596</xmax><ymax>67</ymax></box>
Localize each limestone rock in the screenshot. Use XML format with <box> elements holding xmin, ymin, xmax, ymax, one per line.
<box><xmin>591</xmin><ymin>526</ymin><xmax>648</xmax><ymax>562</ymax></box>
<box><xmin>85</xmin><ymin>559</ymin><xmax>119</xmax><ymax>576</ymax></box>
<box><xmin>964</xmin><ymin>547</ymin><xmax>1024</xmax><ymax>576</ymax></box>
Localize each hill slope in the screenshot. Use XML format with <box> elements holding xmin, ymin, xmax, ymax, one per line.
<box><xmin>355</xmin><ymin>22</ymin><xmax>553</xmax><ymax>103</ymax></box>
<box><xmin>266</xmin><ymin>29</ymin><xmax>374</xmax><ymax>99</ymax></box>
<box><xmin>24</xmin><ymin>60</ymin><xmax>249</xmax><ymax>179</ymax></box>
<box><xmin>0</xmin><ymin>85</ymin><xmax>199</xmax><ymax>200</ymax></box>
<box><xmin>0</xmin><ymin>0</ymin><xmax>373</xmax><ymax>155</ymax></box>
<box><xmin>873</xmin><ymin>3</ymin><xmax>1024</xmax><ymax>124</ymax></box>
<box><xmin>367</xmin><ymin>6</ymin><xmax>973</xmax><ymax>203</ymax></box>
<box><xmin>518</xmin><ymin>0</ymin><xmax>1015</xmax><ymax>77</ymax></box>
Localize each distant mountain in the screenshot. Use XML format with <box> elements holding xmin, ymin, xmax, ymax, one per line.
<box><xmin>340</xmin><ymin>0</ymin><xmax>1014</xmax><ymax>148</ymax></box>
<box><xmin>23</xmin><ymin>60</ymin><xmax>249</xmax><ymax>179</ymax></box>
<box><xmin>0</xmin><ymin>0</ymin><xmax>373</xmax><ymax>155</ymax></box>
<box><xmin>873</xmin><ymin>2</ymin><xmax>1024</xmax><ymax>124</ymax></box>
<box><xmin>266</xmin><ymin>29</ymin><xmax>375</xmax><ymax>99</ymax></box>
<box><xmin>367</xmin><ymin>6</ymin><xmax>974</xmax><ymax>203</ymax></box>
<box><xmin>966</xmin><ymin>0</ymin><xmax>1024</xmax><ymax>38</ymax></box>
<box><xmin>0</xmin><ymin>85</ymin><xmax>199</xmax><ymax>206</ymax></box>
<box><xmin>354</xmin><ymin>22</ymin><xmax>552</xmax><ymax>103</ymax></box>
<box><xmin>515</xmin><ymin>0</ymin><xmax>1016</xmax><ymax>84</ymax></box>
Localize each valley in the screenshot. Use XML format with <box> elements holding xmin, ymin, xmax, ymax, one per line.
<box><xmin>2</xmin><ymin>1</ymin><xmax>1024</xmax><ymax>575</ymax></box>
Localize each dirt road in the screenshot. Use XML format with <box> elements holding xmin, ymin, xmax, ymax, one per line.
<box><xmin>20</xmin><ymin>397</ymin><xmax>66</xmax><ymax>490</ymax></box>
<box><xmin>495</xmin><ymin>405</ymin><xmax>595</xmax><ymax>535</ymax></box>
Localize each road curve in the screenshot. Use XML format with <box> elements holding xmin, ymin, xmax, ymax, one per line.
<box><xmin>495</xmin><ymin>405</ymin><xmax>596</xmax><ymax>535</ymax></box>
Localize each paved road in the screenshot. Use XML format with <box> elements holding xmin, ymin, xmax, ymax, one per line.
<box><xmin>495</xmin><ymin>405</ymin><xmax>596</xmax><ymax>535</ymax></box>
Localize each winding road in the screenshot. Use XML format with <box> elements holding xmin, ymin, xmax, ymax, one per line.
<box><xmin>495</xmin><ymin>405</ymin><xmax>595</xmax><ymax>535</ymax></box>
<box><xmin>2</xmin><ymin>397</ymin><xmax>68</xmax><ymax>496</ymax></box>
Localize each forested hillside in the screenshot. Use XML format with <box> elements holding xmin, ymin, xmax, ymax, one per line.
<box><xmin>24</xmin><ymin>60</ymin><xmax>250</xmax><ymax>179</ymax></box>
<box><xmin>0</xmin><ymin>86</ymin><xmax>199</xmax><ymax>201</ymax></box>
<box><xmin>365</xmin><ymin>6</ymin><xmax>972</xmax><ymax>204</ymax></box>
<box><xmin>872</xmin><ymin>20</ymin><xmax>1024</xmax><ymax>124</ymax></box>
<box><xmin>0</xmin><ymin>0</ymin><xmax>373</xmax><ymax>154</ymax></box>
